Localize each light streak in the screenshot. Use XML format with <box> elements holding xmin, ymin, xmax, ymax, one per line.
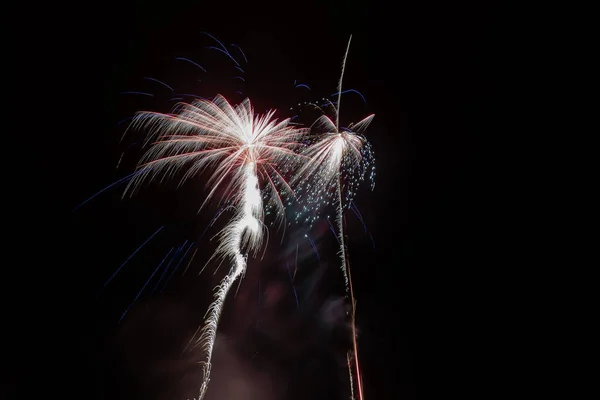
<box><xmin>104</xmin><ymin>225</ymin><xmax>164</xmax><ymax>287</ymax></box>
<box><xmin>120</xmin><ymin>91</ymin><xmax>154</xmax><ymax>97</ymax></box>
<box><xmin>119</xmin><ymin>248</ymin><xmax>172</xmax><ymax>322</ymax></box>
<box><xmin>153</xmin><ymin>247</ymin><xmax>176</xmax><ymax>291</ymax></box>
<box><xmin>174</xmin><ymin>57</ymin><xmax>207</xmax><ymax>73</ymax></box>
<box><xmin>144</xmin><ymin>77</ymin><xmax>174</xmax><ymax>91</ymax></box>
<box><xmin>293</xmin><ymin>35</ymin><xmax>375</xmax><ymax>400</ymax></box>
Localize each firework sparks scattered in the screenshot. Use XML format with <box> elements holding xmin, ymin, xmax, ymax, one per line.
<box><xmin>81</xmin><ymin>32</ymin><xmax>378</xmax><ymax>400</ymax></box>
<box><xmin>124</xmin><ymin>95</ymin><xmax>307</xmax><ymax>399</ymax></box>
<box><xmin>292</xmin><ymin>35</ymin><xmax>375</xmax><ymax>400</ymax></box>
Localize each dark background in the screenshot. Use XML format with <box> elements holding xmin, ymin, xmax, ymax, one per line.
<box><xmin>7</xmin><ymin>1</ymin><xmax>517</xmax><ymax>399</ymax></box>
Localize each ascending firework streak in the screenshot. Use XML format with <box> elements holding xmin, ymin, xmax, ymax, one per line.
<box><xmin>294</xmin><ymin>35</ymin><xmax>375</xmax><ymax>400</ymax></box>
<box><xmin>124</xmin><ymin>95</ymin><xmax>307</xmax><ymax>400</ymax></box>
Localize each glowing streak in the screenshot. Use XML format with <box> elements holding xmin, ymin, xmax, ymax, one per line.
<box><xmin>120</xmin><ymin>91</ymin><xmax>154</xmax><ymax>97</ymax></box>
<box><xmin>205</xmin><ymin>46</ymin><xmax>240</xmax><ymax>67</ymax></box>
<box><xmin>161</xmin><ymin>241</ymin><xmax>195</xmax><ymax>291</ymax></box>
<box><xmin>229</xmin><ymin>44</ymin><xmax>248</xmax><ymax>63</ymax></box>
<box><xmin>347</xmin><ymin>352</ymin><xmax>355</xmax><ymax>400</ymax></box>
<box><xmin>293</xmin><ymin>35</ymin><xmax>375</xmax><ymax>400</ymax></box>
<box><xmin>103</xmin><ymin>226</ymin><xmax>164</xmax><ymax>287</ymax></box>
<box><xmin>176</xmin><ymin>93</ymin><xmax>209</xmax><ymax>100</ymax></box>
<box><xmin>153</xmin><ymin>247</ymin><xmax>176</xmax><ymax>291</ymax></box>
<box><xmin>118</xmin><ymin>116</ymin><xmax>134</xmax><ymax>125</ymax></box>
<box><xmin>116</xmin><ymin>152</ymin><xmax>125</xmax><ymax>170</ymax></box>
<box><xmin>348</xmin><ymin>259</ymin><xmax>364</xmax><ymax>400</ymax></box>
<box><xmin>182</xmin><ymin>248</ymin><xmax>199</xmax><ymax>276</ymax></box>
<box><xmin>201</xmin><ymin>32</ymin><xmax>228</xmax><ymax>52</ymax></box>
<box><xmin>144</xmin><ymin>77</ymin><xmax>174</xmax><ymax>91</ymax></box>
<box><xmin>350</xmin><ymin>201</ymin><xmax>368</xmax><ymax>233</ymax></box>
<box><xmin>335</xmin><ymin>35</ymin><xmax>352</xmax><ymax>131</ymax></box>
<box><xmin>335</xmin><ymin>36</ymin><xmax>366</xmax><ymax>400</ymax></box>
<box><xmin>72</xmin><ymin>171</ymin><xmax>139</xmax><ymax>212</ymax></box>
<box><xmin>125</xmin><ymin>95</ymin><xmax>306</xmax><ymax>400</ymax></box>
<box><xmin>195</xmin><ymin>162</ymin><xmax>262</xmax><ymax>399</ymax></box>
<box><xmin>285</xmin><ymin>261</ymin><xmax>300</xmax><ymax>310</ymax></box>
<box><xmin>336</xmin><ymin>177</ymin><xmax>349</xmax><ymax>290</ymax></box>
<box><xmin>155</xmin><ymin>243</ymin><xmax>185</xmax><ymax>289</ymax></box>
<box><xmin>119</xmin><ymin>248</ymin><xmax>171</xmax><ymax>322</ymax></box>
<box><xmin>306</xmin><ymin>235</ymin><xmax>321</xmax><ymax>264</ymax></box>
<box><xmin>294</xmin><ymin>244</ymin><xmax>298</xmax><ymax>279</ymax></box>
<box><xmin>331</xmin><ymin>89</ymin><xmax>367</xmax><ymax>105</ymax></box>
<box><xmin>175</xmin><ymin>57</ymin><xmax>207</xmax><ymax>72</ymax></box>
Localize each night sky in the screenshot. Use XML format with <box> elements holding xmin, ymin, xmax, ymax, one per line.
<box><xmin>8</xmin><ymin>1</ymin><xmax>516</xmax><ymax>399</ymax></box>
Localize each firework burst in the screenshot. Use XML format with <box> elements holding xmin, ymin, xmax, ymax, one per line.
<box><xmin>124</xmin><ymin>94</ymin><xmax>308</xmax><ymax>399</ymax></box>
<box><xmin>292</xmin><ymin>35</ymin><xmax>375</xmax><ymax>400</ymax></box>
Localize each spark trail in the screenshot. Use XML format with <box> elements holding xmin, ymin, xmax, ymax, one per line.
<box><xmin>124</xmin><ymin>95</ymin><xmax>306</xmax><ymax>400</ymax></box>
<box><xmin>294</xmin><ymin>35</ymin><xmax>375</xmax><ymax>400</ymax></box>
<box><xmin>334</xmin><ymin>35</ymin><xmax>364</xmax><ymax>400</ymax></box>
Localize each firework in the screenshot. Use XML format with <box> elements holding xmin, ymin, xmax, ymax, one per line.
<box><xmin>293</xmin><ymin>35</ymin><xmax>375</xmax><ymax>400</ymax></box>
<box><xmin>124</xmin><ymin>95</ymin><xmax>307</xmax><ymax>399</ymax></box>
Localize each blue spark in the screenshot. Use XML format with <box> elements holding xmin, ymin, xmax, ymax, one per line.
<box><xmin>205</xmin><ymin>46</ymin><xmax>240</xmax><ymax>67</ymax></box>
<box><xmin>285</xmin><ymin>262</ymin><xmax>300</xmax><ymax>310</ymax></box>
<box><xmin>197</xmin><ymin>206</ymin><xmax>227</xmax><ymax>242</ymax></box>
<box><xmin>175</xmin><ymin>57</ymin><xmax>207</xmax><ymax>72</ymax></box>
<box><xmin>306</xmin><ymin>235</ymin><xmax>321</xmax><ymax>264</ymax></box>
<box><xmin>120</xmin><ymin>91</ymin><xmax>153</xmax><ymax>97</ymax></box>
<box><xmin>295</xmin><ymin>84</ymin><xmax>311</xmax><ymax>90</ymax></box>
<box><xmin>368</xmin><ymin>232</ymin><xmax>376</xmax><ymax>251</ymax></box>
<box><xmin>152</xmin><ymin>247</ymin><xmax>176</xmax><ymax>292</ymax></box>
<box><xmin>72</xmin><ymin>171</ymin><xmax>139</xmax><ymax>212</ymax></box>
<box><xmin>326</xmin><ymin>217</ymin><xmax>341</xmax><ymax>246</ymax></box>
<box><xmin>117</xmin><ymin>116</ymin><xmax>134</xmax><ymax>125</ymax></box>
<box><xmin>200</xmin><ymin>32</ymin><xmax>228</xmax><ymax>52</ymax></box>
<box><xmin>330</xmin><ymin>89</ymin><xmax>367</xmax><ymax>105</ymax></box>
<box><xmin>104</xmin><ymin>226</ymin><xmax>164</xmax><ymax>287</ymax></box>
<box><xmin>118</xmin><ymin>249</ymin><xmax>171</xmax><ymax>323</ymax></box>
<box><xmin>160</xmin><ymin>241</ymin><xmax>195</xmax><ymax>292</ymax></box>
<box><xmin>350</xmin><ymin>201</ymin><xmax>367</xmax><ymax>232</ymax></box>
<box><xmin>154</xmin><ymin>242</ymin><xmax>186</xmax><ymax>290</ymax></box>
<box><xmin>176</xmin><ymin>93</ymin><xmax>209</xmax><ymax>100</ymax></box>
<box><xmin>229</xmin><ymin>44</ymin><xmax>248</xmax><ymax>63</ymax></box>
<box><xmin>143</xmin><ymin>77</ymin><xmax>174</xmax><ymax>91</ymax></box>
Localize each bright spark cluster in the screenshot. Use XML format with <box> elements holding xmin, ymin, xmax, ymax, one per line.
<box><xmin>290</xmin><ymin>113</ymin><xmax>376</xmax><ymax>227</ymax></box>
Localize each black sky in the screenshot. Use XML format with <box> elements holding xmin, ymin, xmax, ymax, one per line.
<box><xmin>7</xmin><ymin>1</ymin><xmax>517</xmax><ymax>399</ymax></box>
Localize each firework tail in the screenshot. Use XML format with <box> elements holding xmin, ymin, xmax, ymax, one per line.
<box><xmin>334</xmin><ymin>34</ymin><xmax>365</xmax><ymax>400</ymax></box>
<box><xmin>194</xmin><ymin>162</ymin><xmax>263</xmax><ymax>399</ymax></box>
<box><xmin>125</xmin><ymin>94</ymin><xmax>306</xmax><ymax>400</ymax></box>
<box><xmin>347</xmin><ymin>255</ymin><xmax>364</xmax><ymax>400</ymax></box>
<box><xmin>347</xmin><ymin>351</ymin><xmax>355</xmax><ymax>400</ymax></box>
